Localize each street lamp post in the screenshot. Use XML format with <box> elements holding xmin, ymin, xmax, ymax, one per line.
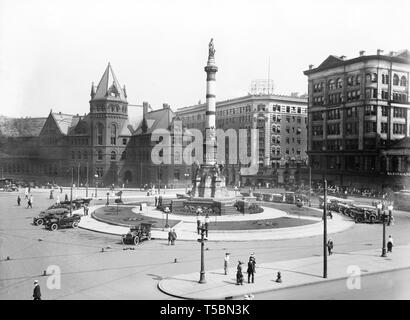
<box><xmin>198</xmin><ymin>223</ymin><xmax>207</xmax><ymax>284</ymax></box>
<box><xmin>164</xmin><ymin>207</ymin><xmax>170</xmax><ymax>228</ymax></box>
<box><xmin>308</xmin><ymin>165</ymin><xmax>312</xmax><ymax>207</ymax></box>
<box><xmin>323</xmin><ymin>179</ymin><xmax>328</xmax><ymax>279</ymax></box>
<box><xmin>381</xmin><ymin>211</ymin><xmax>387</xmax><ymax>257</ymax></box>
<box><xmin>70</xmin><ymin>167</ymin><xmax>74</xmax><ymax>215</ymax></box>
<box><xmin>106</xmin><ymin>192</ymin><xmax>110</xmax><ymax>206</ymax></box>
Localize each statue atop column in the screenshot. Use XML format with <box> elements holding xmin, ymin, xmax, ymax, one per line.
<box><xmin>208</xmin><ymin>38</ymin><xmax>215</xmax><ymax>60</ymax></box>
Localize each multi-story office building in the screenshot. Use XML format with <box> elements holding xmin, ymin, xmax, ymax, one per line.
<box><xmin>176</xmin><ymin>93</ymin><xmax>308</xmax><ymax>187</ymax></box>
<box><xmin>304</xmin><ymin>49</ymin><xmax>410</xmax><ymax>190</ymax></box>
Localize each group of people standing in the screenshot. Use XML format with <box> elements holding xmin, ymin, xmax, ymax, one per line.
<box><xmin>17</xmin><ymin>188</ymin><xmax>34</xmax><ymax>208</ymax></box>
<box><xmin>231</xmin><ymin>253</ymin><xmax>256</xmax><ymax>285</ymax></box>
<box><xmin>167</xmin><ymin>228</ymin><xmax>177</xmax><ymax>245</ymax></box>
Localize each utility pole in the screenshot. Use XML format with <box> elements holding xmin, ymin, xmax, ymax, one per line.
<box><xmin>381</xmin><ymin>211</ymin><xmax>387</xmax><ymax>257</ymax></box>
<box><xmin>77</xmin><ymin>162</ymin><xmax>80</xmax><ymax>195</ymax></box>
<box><xmin>308</xmin><ymin>165</ymin><xmax>312</xmax><ymax>207</ymax></box>
<box><xmin>198</xmin><ymin>223</ymin><xmax>207</xmax><ymax>284</ymax></box>
<box><xmin>323</xmin><ymin>179</ymin><xmax>328</xmax><ymax>278</ymax></box>
<box><xmin>70</xmin><ymin>167</ymin><xmax>73</xmax><ymax>215</ymax></box>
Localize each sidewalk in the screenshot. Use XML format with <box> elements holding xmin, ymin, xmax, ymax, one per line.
<box><xmin>78</xmin><ymin>205</ymin><xmax>354</xmax><ymax>241</ymax></box>
<box><xmin>158</xmin><ymin>244</ymin><xmax>410</xmax><ymax>300</ymax></box>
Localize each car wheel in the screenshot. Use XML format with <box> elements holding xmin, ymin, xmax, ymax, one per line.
<box><xmin>355</xmin><ymin>217</ymin><xmax>363</xmax><ymax>223</ymax></box>
<box><xmin>134</xmin><ymin>236</ymin><xmax>140</xmax><ymax>245</ymax></box>
<box><xmin>72</xmin><ymin>221</ymin><xmax>79</xmax><ymax>228</ymax></box>
<box><xmin>369</xmin><ymin>215</ymin><xmax>376</xmax><ymax>224</ymax></box>
<box><xmin>50</xmin><ymin>223</ymin><xmax>58</xmax><ymax>231</ymax></box>
<box><xmin>36</xmin><ymin>219</ymin><xmax>44</xmax><ymax>226</ymax></box>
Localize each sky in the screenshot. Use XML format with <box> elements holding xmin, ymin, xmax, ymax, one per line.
<box><xmin>0</xmin><ymin>0</ymin><xmax>410</xmax><ymax>118</ymax></box>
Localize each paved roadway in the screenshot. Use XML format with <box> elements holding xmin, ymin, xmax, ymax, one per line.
<box><xmin>1</xmin><ymin>189</ymin><xmax>409</xmax><ymax>299</ymax></box>
<box><xmin>253</xmin><ymin>268</ymin><xmax>410</xmax><ymax>300</ymax></box>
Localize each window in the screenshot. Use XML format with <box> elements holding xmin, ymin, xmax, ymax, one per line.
<box><xmin>393</xmin><ymin>107</ymin><xmax>406</xmax><ymax>118</ymax></box>
<box><xmin>373</xmin><ymin>88</ymin><xmax>377</xmax><ymax>99</ymax></box>
<box><xmin>78</xmin><ymin>151</ymin><xmax>81</xmax><ymax>160</ymax></box>
<box><xmin>312</xmin><ymin>141</ymin><xmax>322</xmax><ymax>151</ymax></box>
<box><xmin>381</xmin><ymin>122</ymin><xmax>388</xmax><ymax>134</ymax></box>
<box><xmin>97</xmin><ymin>123</ymin><xmax>104</xmax><ymax>145</ymax></box>
<box><xmin>327</xmin><ymin>123</ymin><xmax>340</xmax><ymax>135</ymax></box>
<box><xmin>400</xmin><ymin>76</ymin><xmax>407</xmax><ymax>87</ymax></box>
<box><xmin>312</xmin><ymin>111</ymin><xmax>323</xmax><ymax>121</ymax></box>
<box><xmin>345</xmin><ymin>122</ymin><xmax>358</xmax><ymax>135</ymax></box>
<box><xmin>71</xmin><ymin>151</ymin><xmax>75</xmax><ymax>160</ymax></box>
<box><xmin>382</xmin><ymin>106</ymin><xmax>388</xmax><ymax>116</ymax></box>
<box><xmin>365</xmin><ymin>121</ymin><xmax>376</xmax><ymax>133</ymax></box>
<box><xmin>286</xmin><ymin>106</ymin><xmax>290</xmax><ymax>113</ymax></box>
<box><xmin>110</xmin><ymin>124</ymin><xmax>117</xmax><ymax>145</ymax></box>
<box><xmin>84</xmin><ymin>151</ymin><xmax>88</xmax><ymax>160</ymax></box>
<box><xmin>347</xmin><ymin>76</ymin><xmax>353</xmax><ymax>86</ymax></box>
<box><xmin>365</xmin><ymin>73</ymin><xmax>371</xmax><ymax>83</ymax></box>
<box><xmin>327</xmin><ymin>139</ymin><xmax>341</xmax><ymax>151</ymax></box>
<box><xmin>328</xmin><ymin>79</ymin><xmax>336</xmax><ymax>90</ymax></box>
<box><xmin>297</xmin><ymin>107</ymin><xmax>301</xmax><ymax>114</ymax></box>
<box><xmin>364</xmin><ymin>105</ymin><xmax>377</xmax><ymax>116</ymax></box>
<box><xmin>327</xmin><ymin>109</ymin><xmax>341</xmax><ymax>120</ymax></box>
<box><xmin>382</xmin><ymin>91</ymin><xmax>389</xmax><ymax>100</ymax></box>
<box><xmin>97</xmin><ymin>150</ymin><xmax>103</xmax><ymax>160</ymax></box>
<box><xmin>371</xmin><ymin>73</ymin><xmax>377</xmax><ymax>82</ymax></box>
<box><xmin>336</xmin><ymin>78</ymin><xmax>343</xmax><ymax>88</ymax></box>
<box><xmin>382</xmin><ymin>74</ymin><xmax>389</xmax><ymax>84</ymax></box>
<box><xmin>346</xmin><ymin>107</ymin><xmax>357</xmax><ymax>118</ymax></box>
<box><xmin>122</xmin><ymin>138</ymin><xmax>127</xmax><ymax>145</ymax></box>
<box><xmin>393</xmin><ymin>74</ymin><xmax>400</xmax><ymax>86</ymax></box>
<box><xmin>356</xmin><ymin>75</ymin><xmax>361</xmax><ymax>85</ymax></box>
<box><xmin>345</xmin><ymin>139</ymin><xmax>358</xmax><ymax>150</ymax></box>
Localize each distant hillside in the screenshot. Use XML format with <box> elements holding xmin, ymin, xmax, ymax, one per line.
<box><xmin>0</xmin><ymin>115</ymin><xmax>47</xmax><ymax>138</ymax></box>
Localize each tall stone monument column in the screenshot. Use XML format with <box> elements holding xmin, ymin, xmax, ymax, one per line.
<box><xmin>192</xmin><ymin>39</ymin><xmax>226</xmax><ymax>198</ymax></box>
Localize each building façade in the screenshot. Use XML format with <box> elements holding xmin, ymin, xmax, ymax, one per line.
<box><xmin>304</xmin><ymin>49</ymin><xmax>410</xmax><ymax>190</ymax></box>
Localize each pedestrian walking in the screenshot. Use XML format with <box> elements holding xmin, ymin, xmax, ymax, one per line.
<box><xmin>204</xmin><ymin>214</ymin><xmax>210</xmax><ymax>238</ymax></box>
<box><xmin>387</xmin><ymin>235</ymin><xmax>394</xmax><ymax>253</ymax></box>
<box><xmin>171</xmin><ymin>229</ymin><xmax>177</xmax><ymax>245</ymax></box>
<box><xmin>83</xmin><ymin>205</ymin><xmax>89</xmax><ymax>216</ymax></box>
<box><xmin>155</xmin><ymin>196</ymin><xmax>158</xmax><ymax>207</ymax></box>
<box><xmin>17</xmin><ymin>195</ymin><xmax>21</xmax><ymax>206</ymax></box>
<box><xmin>224</xmin><ymin>253</ymin><xmax>230</xmax><ymax>275</ymax></box>
<box><xmin>65</xmin><ymin>194</ymin><xmax>69</xmax><ymax>202</ymax></box>
<box><xmin>196</xmin><ymin>212</ymin><xmax>201</xmax><ymax>235</ymax></box>
<box><xmin>26</xmin><ymin>198</ymin><xmax>32</xmax><ymax>209</ymax></box>
<box><xmin>60</xmin><ymin>186</ymin><xmax>63</xmax><ymax>194</ymax></box>
<box><xmin>327</xmin><ymin>238</ymin><xmax>334</xmax><ymax>255</ymax></box>
<box><xmin>167</xmin><ymin>227</ymin><xmax>172</xmax><ymax>246</ymax></box>
<box><xmin>25</xmin><ymin>188</ymin><xmax>28</xmax><ymax>199</ymax></box>
<box><xmin>30</xmin><ymin>195</ymin><xmax>33</xmax><ymax>208</ymax></box>
<box><xmin>236</xmin><ymin>261</ymin><xmax>244</xmax><ymax>285</ymax></box>
<box><xmin>247</xmin><ymin>257</ymin><xmax>256</xmax><ymax>283</ymax></box>
<box><xmin>33</xmin><ymin>280</ymin><xmax>41</xmax><ymax>300</ymax></box>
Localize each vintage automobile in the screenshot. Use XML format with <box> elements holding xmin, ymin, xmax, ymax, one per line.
<box><xmin>346</xmin><ymin>205</ymin><xmax>379</xmax><ymax>223</ymax></box>
<box><xmin>121</xmin><ymin>223</ymin><xmax>152</xmax><ymax>245</ymax></box>
<box><xmin>45</xmin><ymin>214</ymin><xmax>81</xmax><ymax>231</ymax></box>
<box><xmin>33</xmin><ymin>207</ymin><xmax>70</xmax><ymax>226</ymax></box>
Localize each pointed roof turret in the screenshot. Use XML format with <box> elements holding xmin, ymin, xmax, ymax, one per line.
<box><xmin>92</xmin><ymin>63</ymin><xmax>127</xmax><ymax>101</ymax></box>
<box><xmin>90</xmin><ymin>82</ymin><xmax>95</xmax><ymax>99</ymax></box>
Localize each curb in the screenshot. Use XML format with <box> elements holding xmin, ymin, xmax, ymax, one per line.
<box><xmin>157</xmin><ymin>264</ymin><xmax>410</xmax><ymax>300</ymax></box>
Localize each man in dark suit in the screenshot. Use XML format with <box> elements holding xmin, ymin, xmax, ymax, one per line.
<box><xmin>247</xmin><ymin>257</ymin><xmax>256</xmax><ymax>283</ymax></box>
<box><xmin>33</xmin><ymin>280</ymin><xmax>41</xmax><ymax>300</ymax></box>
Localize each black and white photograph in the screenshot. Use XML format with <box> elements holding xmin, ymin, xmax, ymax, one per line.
<box><xmin>1</xmin><ymin>0</ymin><xmax>410</xmax><ymax>308</ymax></box>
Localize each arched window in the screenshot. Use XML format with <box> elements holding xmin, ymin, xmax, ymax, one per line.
<box><xmin>97</xmin><ymin>123</ymin><xmax>104</xmax><ymax>145</ymax></box>
<box><xmin>110</xmin><ymin>124</ymin><xmax>117</xmax><ymax>145</ymax></box>
<box><xmin>97</xmin><ymin>150</ymin><xmax>103</xmax><ymax>160</ymax></box>
<box><xmin>328</xmin><ymin>79</ymin><xmax>335</xmax><ymax>90</ymax></box>
<box><xmin>355</xmin><ymin>75</ymin><xmax>361</xmax><ymax>85</ymax></box>
<box><xmin>365</xmin><ymin>73</ymin><xmax>371</xmax><ymax>83</ymax></box>
<box><xmin>336</xmin><ymin>78</ymin><xmax>343</xmax><ymax>88</ymax></box>
<box><xmin>400</xmin><ymin>76</ymin><xmax>407</xmax><ymax>87</ymax></box>
<box><xmin>347</xmin><ymin>76</ymin><xmax>353</xmax><ymax>86</ymax></box>
<box><xmin>111</xmin><ymin>151</ymin><xmax>116</xmax><ymax>160</ymax></box>
<box><xmin>371</xmin><ymin>73</ymin><xmax>377</xmax><ymax>82</ymax></box>
<box><xmin>393</xmin><ymin>74</ymin><xmax>400</xmax><ymax>85</ymax></box>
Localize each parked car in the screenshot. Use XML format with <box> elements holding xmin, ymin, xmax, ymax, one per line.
<box><xmin>33</xmin><ymin>208</ymin><xmax>70</xmax><ymax>226</ymax></box>
<box><xmin>45</xmin><ymin>214</ymin><xmax>81</xmax><ymax>231</ymax></box>
<box><xmin>121</xmin><ymin>223</ymin><xmax>152</xmax><ymax>245</ymax></box>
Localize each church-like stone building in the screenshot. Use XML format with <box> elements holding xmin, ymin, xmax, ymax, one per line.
<box><xmin>0</xmin><ymin>63</ymin><xmax>184</xmax><ymax>187</ymax></box>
